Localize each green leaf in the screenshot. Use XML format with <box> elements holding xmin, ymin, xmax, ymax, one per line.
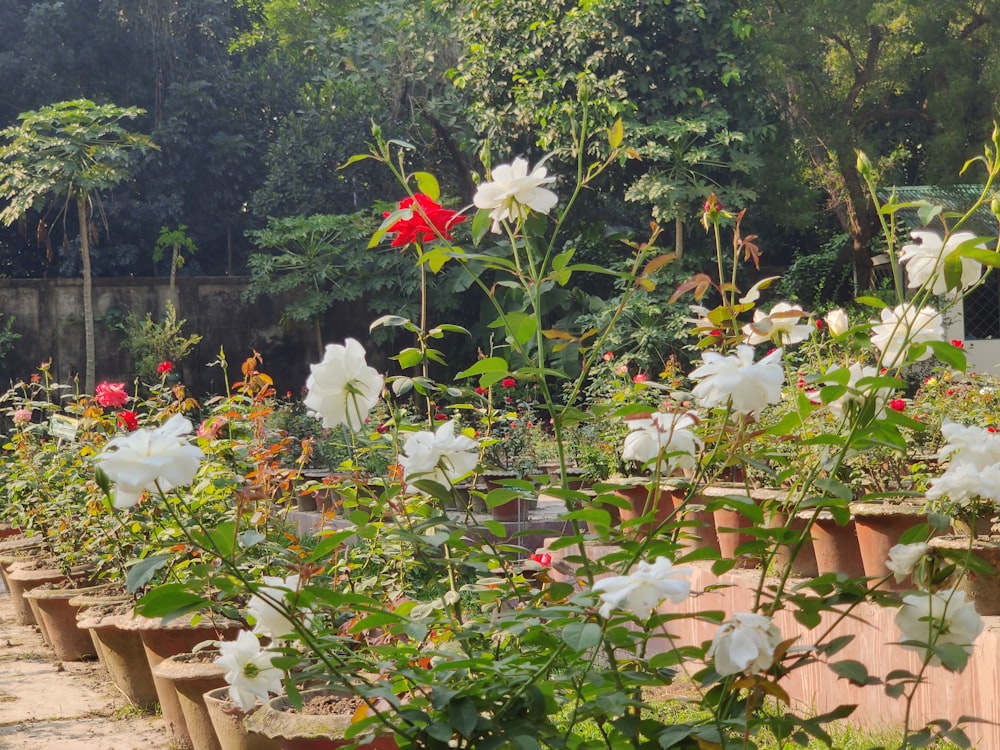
<box><xmin>829</xmin><ymin>659</ymin><xmax>872</xmax><ymax>685</ymax></box>
<box><xmin>134</xmin><ymin>583</ymin><xmax>209</xmax><ymax>621</ymax></box>
<box><xmin>926</xmin><ymin>339</ymin><xmax>967</xmax><ymax>372</ymax></box>
<box><xmin>412</xmin><ymin>171</ymin><xmax>440</xmax><ymax>200</ymax></box>
<box><xmin>471</xmin><ymin>209</ymin><xmax>492</xmax><ymax>245</ymax></box>
<box><xmin>126</xmin><ymin>553</ymin><xmax>171</xmax><ymax>592</ymax></box>
<box><xmin>448</xmin><ymin>697</ymin><xmax>479</xmax><ymax>738</ymax></box>
<box><xmin>394</xmin><ymin>347</ymin><xmax>424</xmax><ymax>369</ymax></box>
<box><xmin>561</xmin><ymin>621</ymin><xmax>602</xmax><ymax>651</ymax></box>
<box><xmin>455</xmin><ymin>356</ymin><xmax>510</xmax><ymax>380</ymax></box>
<box><xmin>855</xmin><ymin>295</ymin><xmax>887</xmax><ymax>309</ymax></box>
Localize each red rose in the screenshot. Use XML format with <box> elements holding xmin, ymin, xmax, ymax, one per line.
<box><xmin>95</xmin><ymin>382</ymin><xmax>129</xmax><ymax>409</ymax></box>
<box><xmin>500</xmin><ymin>377</ymin><xmax>516</xmax><ymax>389</ymax></box>
<box><xmin>157</xmin><ymin>361</ymin><xmax>173</xmax><ymax>374</ymax></box>
<box><xmin>475</xmin><ymin>386</ymin><xmax>488</xmax><ymax>395</ymax></box>
<box><xmin>888</xmin><ymin>399</ymin><xmax>906</xmax><ymax>412</ymax></box>
<box><xmin>529</xmin><ymin>552</ymin><xmax>552</xmax><ymax>566</ymax></box>
<box><xmin>602</xmin><ymin>351</ymin><xmax>614</xmax><ymax>361</ymax></box>
<box><xmin>117</xmin><ymin>410</ymin><xmax>139</xmax><ymax>431</ymax></box>
<box><xmin>384</xmin><ymin>193</ymin><xmax>465</xmax><ymax>248</ymax></box>
<box><xmin>632</xmin><ymin>372</ymin><xmax>648</xmax><ymax>383</ymax></box>
<box><xmin>951</xmin><ymin>339</ymin><xmax>964</xmax><ymax>349</ymax></box>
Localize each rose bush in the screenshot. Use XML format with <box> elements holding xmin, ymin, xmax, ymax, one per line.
<box><xmin>0</xmin><ymin>118</ymin><xmax>994</xmax><ymax>749</ymax></box>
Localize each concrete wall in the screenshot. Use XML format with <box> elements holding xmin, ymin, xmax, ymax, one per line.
<box><xmin>0</xmin><ymin>277</ymin><xmax>366</xmax><ymax>395</ymax></box>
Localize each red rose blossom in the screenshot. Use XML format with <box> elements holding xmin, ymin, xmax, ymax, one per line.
<box><xmin>500</xmin><ymin>377</ymin><xmax>516</xmax><ymax>389</ymax></box>
<box><xmin>475</xmin><ymin>386</ymin><xmax>488</xmax><ymax>395</ymax></box>
<box><xmin>157</xmin><ymin>361</ymin><xmax>173</xmax><ymax>374</ymax></box>
<box><xmin>529</xmin><ymin>552</ymin><xmax>552</xmax><ymax>566</ymax></box>
<box><xmin>632</xmin><ymin>372</ymin><xmax>648</xmax><ymax>383</ymax></box>
<box><xmin>888</xmin><ymin>399</ymin><xmax>906</xmax><ymax>412</ymax></box>
<box><xmin>117</xmin><ymin>410</ymin><xmax>139</xmax><ymax>431</ymax></box>
<box><xmin>602</xmin><ymin>351</ymin><xmax>614</xmax><ymax>361</ymax></box>
<box><xmin>95</xmin><ymin>381</ymin><xmax>129</xmax><ymax>409</ymax></box>
<box><xmin>384</xmin><ymin>193</ymin><xmax>465</xmax><ymax>248</ymax></box>
<box><xmin>951</xmin><ymin>339</ymin><xmax>964</xmax><ymax>348</ymax></box>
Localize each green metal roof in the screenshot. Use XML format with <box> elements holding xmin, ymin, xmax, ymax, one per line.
<box><xmin>876</xmin><ymin>185</ymin><xmax>999</xmax><ymax>237</ymax></box>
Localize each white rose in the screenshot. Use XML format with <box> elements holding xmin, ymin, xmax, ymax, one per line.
<box><xmin>895</xmin><ymin>589</ymin><xmax>983</xmax><ymax>668</ymax></box>
<box><xmin>885</xmin><ymin>542</ymin><xmax>929</xmax><ymax>583</ymax></box>
<box><xmin>304</xmin><ymin>338</ymin><xmax>383</xmax><ymax>433</ymax></box>
<box><xmin>399</xmin><ymin>421</ymin><xmax>479</xmax><ymax>490</ymax></box>
<box><xmin>473</xmin><ymin>157</ymin><xmax>558</xmax><ymax>233</ymax></box>
<box><xmin>247</xmin><ymin>573</ymin><xmax>313</xmax><ymax>639</ymax></box>
<box><xmin>621</xmin><ymin>411</ymin><xmax>701</xmax><ymax>474</ymax></box>
<box><xmin>591</xmin><ymin>556</ymin><xmax>692</xmax><ymax>619</ymax></box>
<box><xmin>689</xmin><ymin>345</ymin><xmax>784</xmax><ymax>417</ymax></box>
<box><xmin>825</xmin><ymin>308</ymin><xmax>849</xmax><ymax>337</ymax></box>
<box><xmin>708</xmin><ymin>613</ymin><xmax>783</xmax><ymax>676</ymax></box>
<box><xmin>742</xmin><ymin>302</ymin><xmax>812</xmax><ymax>346</ymax></box>
<box><xmin>94</xmin><ymin>414</ymin><xmax>204</xmax><ymax>509</ymax></box>
<box><xmin>869</xmin><ymin>304</ymin><xmax>943</xmax><ymax>367</ymax></box>
<box><xmin>899</xmin><ymin>230</ymin><xmax>983</xmax><ymax>295</ymax></box>
<box><xmin>214</xmin><ymin>630</ymin><xmax>283</xmax><ymax>711</ymax></box>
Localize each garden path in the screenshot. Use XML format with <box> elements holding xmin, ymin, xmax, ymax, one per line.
<box><xmin>0</xmin><ymin>588</ymin><xmax>170</xmax><ymax>750</ymax></box>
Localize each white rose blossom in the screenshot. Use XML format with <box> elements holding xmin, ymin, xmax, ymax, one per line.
<box><xmin>742</xmin><ymin>302</ymin><xmax>812</xmax><ymax>346</ymax></box>
<box><xmin>304</xmin><ymin>338</ymin><xmax>384</xmax><ymax>433</ymax></box>
<box><xmin>621</xmin><ymin>411</ymin><xmax>702</xmax><ymax>474</ymax></box>
<box><xmin>895</xmin><ymin>589</ymin><xmax>983</xmax><ymax>668</ymax></box>
<box><xmin>869</xmin><ymin>304</ymin><xmax>944</xmax><ymax>367</ymax></box>
<box><xmin>689</xmin><ymin>345</ymin><xmax>784</xmax><ymax>417</ymax></box>
<box><xmin>708</xmin><ymin>613</ymin><xmax>783</xmax><ymax>676</ymax></box>
<box><xmin>899</xmin><ymin>230</ymin><xmax>983</xmax><ymax>295</ymax></box>
<box><xmin>824</xmin><ymin>308</ymin><xmax>849</xmax><ymax>337</ymax></box>
<box><xmin>936</xmin><ymin>420</ymin><xmax>1000</xmax><ymax>471</ymax></box>
<box><xmin>885</xmin><ymin>542</ymin><xmax>929</xmax><ymax>584</ymax></box>
<box><xmin>214</xmin><ymin>630</ymin><xmax>284</xmax><ymax>711</ymax></box>
<box><xmin>591</xmin><ymin>556</ymin><xmax>692</xmax><ymax>620</ymax></box>
<box><xmin>473</xmin><ymin>157</ymin><xmax>558</xmax><ymax>233</ymax></box>
<box><xmin>399</xmin><ymin>420</ymin><xmax>479</xmax><ymax>490</ymax></box>
<box><xmin>248</xmin><ymin>574</ymin><xmax>313</xmax><ymax>639</ymax></box>
<box><xmin>925</xmin><ymin>461</ymin><xmax>1000</xmax><ymax>508</ymax></box>
<box><xmin>94</xmin><ymin>414</ymin><xmax>204</xmax><ymax>509</ymax></box>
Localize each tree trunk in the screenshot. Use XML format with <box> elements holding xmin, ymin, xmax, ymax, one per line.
<box><xmin>77</xmin><ymin>195</ymin><xmax>96</xmax><ymax>394</ymax></box>
<box><xmin>675</xmin><ymin>215</ymin><xmax>684</xmax><ymax>259</ymax></box>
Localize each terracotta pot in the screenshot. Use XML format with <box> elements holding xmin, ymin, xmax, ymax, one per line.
<box><xmin>669</xmin><ymin>491</ymin><xmax>719</xmax><ymax>554</ymax></box>
<box><xmin>490</xmin><ymin>496</ymin><xmax>531</xmax><ymax>522</ymax></box>
<box><xmin>246</xmin><ymin>688</ymin><xmax>399</xmax><ymax>750</ymax></box>
<box><xmin>203</xmin><ymin>686</ymin><xmax>280</xmax><ymax>750</ymax></box>
<box><xmin>928</xmin><ymin>535</ymin><xmax>1000</xmax><ymax>616</ymax></box>
<box><xmin>803</xmin><ymin>511</ymin><xmax>865</xmax><ymax>578</ymax></box>
<box><xmin>77</xmin><ymin>608</ymin><xmax>159</xmax><ymax>710</ymax></box>
<box><xmin>22</xmin><ymin>581</ymin><xmax>108</xmax><ymax>661</ymax></box>
<box><xmin>609</xmin><ymin>479</ymin><xmax>680</xmax><ymax>540</ymax></box>
<box><xmin>5</xmin><ymin>561</ymin><xmax>92</xmax><ymax>627</ymax></box>
<box><xmin>120</xmin><ymin>613</ymin><xmax>243</xmax><ymax>749</ymax></box>
<box><xmin>0</xmin><ymin>535</ymin><xmax>47</xmax><ymax>593</ymax></box>
<box><xmin>766</xmin><ymin>509</ymin><xmax>818</xmax><ymax>578</ymax></box>
<box><xmin>152</xmin><ymin>650</ymin><xmax>230</xmax><ymax>750</ymax></box>
<box><xmin>851</xmin><ymin>502</ymin><xmax>927</xmax><ymax>586</ymax></box>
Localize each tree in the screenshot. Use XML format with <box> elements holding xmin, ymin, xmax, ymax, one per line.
<box><xmin>748</xmin><ymin>0</ymin><xmax>1000</xmax><ymax>291</ymax></box>
<box><xmin>0</xmin><ymin>100</ymin><xmax>156</xmax><ymax>393</ymax></box>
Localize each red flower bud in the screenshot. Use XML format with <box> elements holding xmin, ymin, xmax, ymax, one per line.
<box><xmin>888</xmin><ymin>399</ymin><xmax>906</xmax><ymax>412</ymax></box>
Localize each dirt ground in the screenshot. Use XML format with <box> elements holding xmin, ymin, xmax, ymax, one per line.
<box><xmin>0</xmin><ymin>583</ymin><xmax>172</xmax><ymax>750</ymax></box>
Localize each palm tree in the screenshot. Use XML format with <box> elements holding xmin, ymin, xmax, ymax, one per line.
<box><xmin>0</xmin><ymin>100</ymin><xmax>156</xmax><ymax>393</ymax></box>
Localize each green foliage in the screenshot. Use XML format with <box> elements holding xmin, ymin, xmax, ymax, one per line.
<box><xmin>0</xmin><ymin>312</ymin><xmax>21</xmax><ymax>361</ymax></box>
<box><xmin>776</xmin><ymin>234</ymin><xmax>853</xmax><ymax>309</ymax></box>
<box><xmin>114</xmin><ymin>301</ymin><xmax>202</xmax><ymax>383</ymax></box>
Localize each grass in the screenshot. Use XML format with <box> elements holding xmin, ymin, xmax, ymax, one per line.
<box><xmin>557</xmin><ymin>693</ymin><xmax>966</xmax><ymax>749</ymax></box>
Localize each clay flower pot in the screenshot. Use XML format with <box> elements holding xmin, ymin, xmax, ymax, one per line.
<box><xmin>245</xmin><ymin>688</ymin><xmax>398</xmax><ymax>750</ymax></box>
<box><xmin>22</xmin><ymin>581</ymin><xmax>109</xmax><ymax>661</ymax></box>
<box><xmin>76</xmin><ymin>607</ymin><xmax>159</xmax><ymax>710</ymax></box>
<box><xmin>928</xmin><ymin>535</ymin><xmax>1000</xmax><ymax>616</ymax></box>
<box><xmin>152</xmin><ymin>650</ymin><xmax>230</xmax><ymax>750</ymax></box>
<box><xmin>203</xmin><ymin>686</ymin><xmax>279</xmax><ymax>750</ymax></box>
<box><xmin>119</xmin><ymin>613</ymin><xmax>242</xmax><ymax>749</ymax></box>
<box><xmin>850</xmin><ymin>501</ymin><xmax>927</xmax><ymax>586</ymax></box>
<box><xmin>800</xmin><ymin>510</ymin><xmax>865</xmax><ymax>578</ymax></box>
<box><xmin>5</xmin><ymin>561</ymin><xmax>93</xmax><ymax>627</ymax></box>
